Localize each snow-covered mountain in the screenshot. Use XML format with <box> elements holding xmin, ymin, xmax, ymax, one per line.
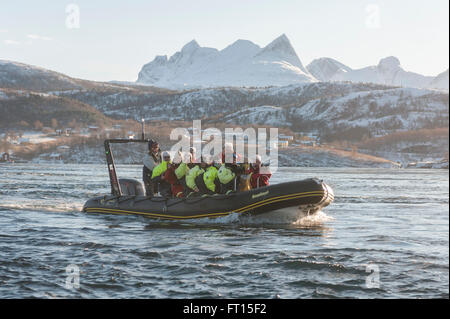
<box><xmin>306</xmin><ymin>58</ymin><xmax>352</xmax><ymax>82</ymax></box>
<box><xmin>138</xmin><ymin>36</ymin><xmax>447</xmax><ymax>91</ymax></box>
<box><xmin>307</xmin><ymin>56</ymin><xmax>448</xmax><ymax>92</ymax></box>
<box><xmin>427</xmin><ymin>69</ymin><xmax>449</xmax><ymax>91</ymax></box>
<box><xmin>137</xmin><ymin>34</ymin><xmax>317</xmax><ymax>89</ymax></box>
<box><xmin>330</xmin><ymin>56</ymin><xmax>436</xmax><ymax>89</ymax></box>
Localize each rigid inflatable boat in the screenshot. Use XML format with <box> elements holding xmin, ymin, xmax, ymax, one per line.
<box><xmin>82</xmin><ymin>138</ymin><xmax>334</xmax><ymax>220</ymax></box>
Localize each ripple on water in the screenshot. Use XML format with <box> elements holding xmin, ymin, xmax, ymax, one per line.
<box><xmin>0</xmin><ymin>164</ymin><xmax>448</xmax><ymax>298</ymax></box>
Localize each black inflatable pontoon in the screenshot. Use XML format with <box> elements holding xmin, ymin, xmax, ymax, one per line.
<box><xmin>82</xmin><ymin>137</ymin><xmax>334</xmax><ymax>220</ymax></box>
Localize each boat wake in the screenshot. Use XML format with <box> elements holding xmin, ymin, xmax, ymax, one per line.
<box><xmin>293</xmin><ymin>210</ymin><xmax>334</xmax><ymax>226</ymax></box>
<box><xmin>0</xmin><ymin>201</ymin><xmax>83</xmax><ymax>213</ymax></box>
<box><xmin>1</xmin><ymin>198</ymin><xmax>333</xmax><ymax>229</ymax></box>
<box><xmin>236</xmin><ymin>209</ymin><xmax>334</xmax><ymax>226</ymax></box>
<box><xmin>149</xmin><ymin>208</ymin><xmax>334</xmax><ymax>227</ymax></box>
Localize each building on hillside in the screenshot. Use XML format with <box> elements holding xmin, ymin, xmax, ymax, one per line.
<box><xmin>277</xmin><ymin>140</ymin><xmax>289</xmax><ymax>148</ymax></box>
<box><xmin>279</xmin><ymin>134</ymin><xmax>294</xmax><ymax>141</ymax></box>
<box><xmin>49</xmin><ymin>153</ymin><xmax>63</xmax><ymax>161</ymax></box>
<box><xmin>278</xmin><ymin>134</ymin><xmax>294</xmax><ymax>147</ymax></box>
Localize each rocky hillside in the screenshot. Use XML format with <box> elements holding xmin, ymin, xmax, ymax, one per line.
<box><xmin>56</xmin><ymin>82</ymin><xmax>448</xmax><ymax>140</ymax></box>
<box><xmin>1</xmin><ymin>59</ymin><xmax>448</xmax><ymax>165</ymax></box>
<box><xmin>0</xmin><ymin>88</ymin><xmax>121</xmax><ymax>129</ymax></box>
<box><xmin>0</xmin><ymin>59</ymin><xmax>172</xmax><ymax>93</ymax></box>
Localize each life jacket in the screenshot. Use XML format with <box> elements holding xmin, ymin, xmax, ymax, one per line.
<box><xmin>151</xmin><ymin>161</ymin><xmax>169</xmax><ymax>179</ymax></box>
<box><xmin>175</xmin><ymin>162</ymin><xmax>189</xmax><ymax>180</ymax></box>
<box><xmin>203</xmin><ymin>166</ymin><xmax>218</xmax><ymax>192</ymax></box>
<box><xmin>217</xmin><ymin>164</ymin><xmax>235</xmax><ymax>184</ymax></box>
<box><xmin>185</xmin><ymin>165</ymin><xmax>205</xmax><ymax>190</ymax></box>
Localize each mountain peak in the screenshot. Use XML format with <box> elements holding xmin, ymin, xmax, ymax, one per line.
<box><xmin>181</xmin><ymin>39</ymin><xmax>200</xmax><ymax>53</ymax></box>
<box><xmin>221</xmin><ymin>39</ymin><xmax>260</xmax><ymax>57</ymax></box>
<box><xmin>306</xmin><ymin>57</ymin><xmax>352</xmax><ymax>81</ymax></box>
<box><xmin>256</xmin><ymin>34</ymin><xmax>309</xmax><ymax>73</ymax></box>
<box><xmin>153</xmin><ymin>55</ymin><xmax>168</xmax><ymax>64</ymax></box>
<box><xmin>226</xmin><ymin>39</ymin><xmax>259</xmax><ymax>49</ymax></box>
<box><xmin>378</xmin><ymin>56</ymin><xmax>401</xmax><ymax>70</ymax></box>
<box><xmin>261</xmin><ymin>34</ymin><xmax>294</xmax><ymax>54</ymax></box>
<box><xmin>273</xmin><ymin>33</ymin><xmax>289</xmax><ymax>42</ymax></box>
<box><xmin>427</xmin><ymin>69</ymin><xmax>449</xmax><ymax>91</ymax></box>
<box><xmin>308</xmin><ymin>57</ymin><xmax>352</xmax><ymax>70</ymax></box>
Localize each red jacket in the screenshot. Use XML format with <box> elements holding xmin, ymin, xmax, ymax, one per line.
<box><xmin>249</xmin><ymin>165</ymin><xmax>271</xmax><ymax>189</ymax></box>
<box><xmin>163</xmin><ymin>166</ymin><xmax>184</xmax><ymax>197</ymax></box>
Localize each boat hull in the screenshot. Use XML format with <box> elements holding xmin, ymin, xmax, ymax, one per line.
<box><xmin>83</xmin><ymin>178</ymin><xmax>334</xmax><ymax>220</ymax></box>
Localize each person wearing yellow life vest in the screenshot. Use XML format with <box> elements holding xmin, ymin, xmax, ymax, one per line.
<box><xmin>143</xmin><ymin>140</ymin><xmax>161</xmax><ymax>196</ymax></box>
<box><xmin>196</xmin><ymin>156</ymin><xmax>221</xmax><ymax>196</ymax></box>
<box><xmin>174</xmin><ymin>152</ymin><xmax>192</xmax><ymax>195</ymax></box>
<box><xmin>151</xmin><ymin>151</ymin><xmax>172</xmax><ymax>197</ymax></box>
<box><xmin>217</xmin><ymin>153</ymin><xmax>244</xmax><ymax>194</ymax></box>
<box><xmin>175</xmin><ymin>152</ymin><xmax>192</xmax><ymax>180</ymax></box>
<box><xmin>185</xmin><ymin>157</ymin><xmax>206</xmax><ymax>197</ymax></box>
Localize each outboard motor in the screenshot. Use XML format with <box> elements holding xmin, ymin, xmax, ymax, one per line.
<box><xmin>119</xmin><ymin>179</ymin><xmax>145</xmax><ymax>196</ymax></box>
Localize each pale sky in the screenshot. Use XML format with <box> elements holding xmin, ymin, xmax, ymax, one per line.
<box><xmin>0</xmin><ymin>0</ymin><xmax>448</xmax><ymax>82</ymax></box>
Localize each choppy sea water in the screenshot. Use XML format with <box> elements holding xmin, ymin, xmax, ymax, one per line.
<box><xmin>0</xmin><ymin>164</ymin><xmax>448</xmax><ymax>298</ymax></box>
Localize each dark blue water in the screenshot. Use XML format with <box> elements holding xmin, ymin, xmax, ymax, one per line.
<box><xmin>0</xmin><ymin>164</ymin><xmax>448</xmax><ymax>298</ymax></box>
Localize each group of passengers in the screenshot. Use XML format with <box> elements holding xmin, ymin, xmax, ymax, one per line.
<box><xmin>142</xmin><ymin>140</ymin><xmax>272</xmax><ymax>198</ymax></box>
